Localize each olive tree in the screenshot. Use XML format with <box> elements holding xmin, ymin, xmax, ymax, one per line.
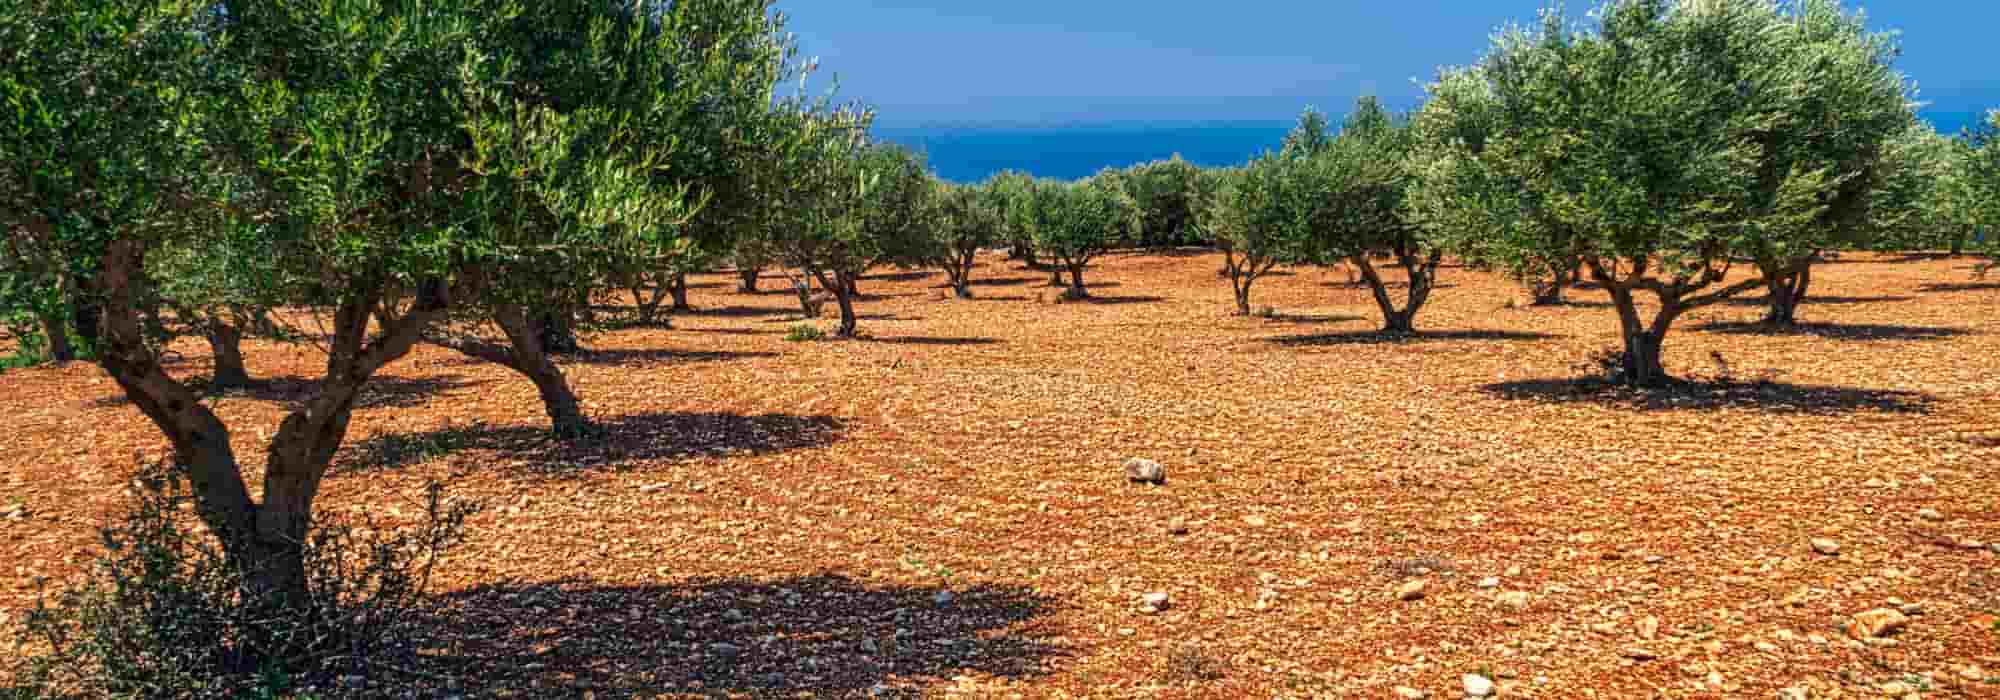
<box><xmin>3</xmin><ymin>0</ymin><xmax>696</xmax><ymax>606</ymax></box>
<box><xmin>1208</xmin><ymin>153</ymin><xmax>1301</xmax><ymax>315</ymax></box>
<box><xmin>929</xmin><ymin>182</ymin><xmax>1005</xmax><ymax>298</ymax></box>
<box><xmin>1297</xmin><ymin>98</ymin><xmax>1446</xmax><ymax>334</ymax></box>
<box><xmin>1033</xmin><ymin>177</ymin><xmax>1135</xmax><ymax>299</ymax></box>
<box><xmin>1413</xmin><ymin>0</ymin><xmax>1913</xmax><ymax>384</ymax></box>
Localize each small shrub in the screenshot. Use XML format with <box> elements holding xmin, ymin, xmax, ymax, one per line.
<box><xmin>7</xmin><ymin>461</ymin><xmax>478</xmax><ymax>699</ymax></box>
<box><xmin>785</xmin><ymin>324</ymin><xmax>826</xmax><ymax>342</ymax></box>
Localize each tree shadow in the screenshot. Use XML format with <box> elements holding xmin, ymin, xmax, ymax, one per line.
<box><xmin>1070</xmin><ymin>294</ymin><xmax>1162</xmax><ymax>305</ymax></box>
<box><xmin>1257</xmin><ymin>312</ymin><xmax>1366</xmax><ymax>326</ymax></box>
<box><xmin>1479</xmin><ymin>377</ymin><xmax>1935</xmax><ymax>415</ymax></box>
<box><xmin>1918</xmin><ymin>281</ymin><xmax>2000</xmax><ymax>292</ymax></box>
<box><xmin>964</xmin><ymin>295</ymin><xmax>1032</xmax><ymax>302</ymax></box>
<box><xmin>863</xmin><ymin>336</ymin><xmax>1001</xmax><ymax>346</ymax></box>
<box><xmin>96</xmin><ymin>374</ymin><xmax>487</xmax><ymax>410</ymax></box>
<box><xmin>565</xmin><ymin>348</ymin><xmax>781</xmax><ymax>366</ymax></box>
<box><xmin>1318</xmin><ymin>281</ymin><xmax>1459</xmax><ymax>291</ymax></box>
<box><xmin>687</xmin><ymin>305</ymin><xmax>794</xmax><ymax>319</ymax></box>
<box><xmin>1717</xmin><ymin>295</ymin><xmax>1914</xmax><ymax>307</ymax></box>
<box><xmin>407</xmin><ymin>575</ymin><xmax>1063</xmax><ymax>697</ymax></box>
<box><xmin>679</xmin><ymin>327</ymin><xmax>783</xmax><ymax>337</ymax></box>
<box><xmin>339</xmin><ymin>411</ymin><xmax>846</xmax><ymax>473</ymax></box>
<box><xmin>864</xmin><ymin>269</ymin><xmax>937</xmax><ymax>283</ymax></box>
<box><xmin>938</xmin><ymin>276</ymin><xmax>1037</xmax><ymax>288</ymax></box>
<box><xmin>855</xmin><ymin>312</ymin><xmax>926</xmax><ymax>322</ymax></box>
<box><xmin>1267</xmin><ymin>329</ymin><xmax>1555</xmax><ymax>346</ymax></box>
<box><xmin>1691</xmin><ymin>321</ymin><xmax>1972</xmax><ymax>341</ymax></box>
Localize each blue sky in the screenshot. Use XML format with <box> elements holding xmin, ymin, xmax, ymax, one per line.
<box><xmin>779</xmin><ymin>2</ymin><xmax>2000</xmax><ymax>127</ymax></box>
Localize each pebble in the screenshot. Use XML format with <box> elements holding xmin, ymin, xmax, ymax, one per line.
<box><xmin>1477</xmin><ymin>577</ymin><xmax>1500</xmax><ymax>589</ymax></box>
<box><xmin>1123</xmin><ymin>458</ymin><xmax>1167</xmax><ymax>485</ymax></box>
<box><xmin>1462</xmin><ymin>674</ymin><xmax>1495</xmax><ymax>697</ymax></box>
<box><xmin>1242</xmin><ymin>514</ymin><xmax>1268</xmax><ymax>527</ymax></box>
<box><xmin>1394</xmin><ymin>687</ymin><xmax>1429</xmax><ymax>699</ymax></box>
<box><xmin>1396</xmin><ymin>579</ymin><xmax>1429</xmax><ymax>601</ymax></box>
<box><xmin>1140</xmin><ymin>592</ymin><xmax>1170</xmax><ymax>613</ymax></box>
<box><xmin>1165</xmin><ymin>517</ymin><xmax>1189</xmax><ymax>535</ymax></box>
<box><xmin>1810</xmin><ymin>538</ymin><xmax>1840</xmax><ymax>556</ymax></box>
<box><xmin>1496</xmin><ymin>591</ymin><xmax>1532</xmax><ymax>611</ymax></box>
<box><xmin>1918</xmin><ymin>508</ymin><xmax>1943</xmax><ymax>521</ymax></box>
<box><xmin>1879</xmin><ymin>681</ymin><xmax>1914</xmax><ymax>695</ymax></box>
<box><xmin>1636</xmin><ymin>615</ymin><xmax>1659</xmax><ymax>640</ymax></box>
<box><xmin>1778</xmin><ymin>687</ymin><xmax>1809</xmax><ymax>700</ymax></box>
<box><xmin>1849</xmin><ymin>608</ymin><xmax>1909</xmax><ymax>639</ymax></box>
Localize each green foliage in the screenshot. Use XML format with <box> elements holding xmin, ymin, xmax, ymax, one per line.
<box><xmin>8</xmin><ymin>464</ymin><xmax>477</xmax><ymax>699</ymax></box>
<box><xmin>1031</xmin><ymin>177</ymin><xmax>1136</xmax><ymax>296</ymax></box>
<box><xmin>1412</xmin><ymin>0</ymin><xmax>1914</xmax><ymax>380</ymax></box>
<box><xmin>785</xmin><ymin>323</ymin><xmax>827</xmax><ymax>342</ymax></box>
<box><xmin>1109</xmin><ymin>156</ymin><xmax>1212</xmax><ymax>247</ymax></box>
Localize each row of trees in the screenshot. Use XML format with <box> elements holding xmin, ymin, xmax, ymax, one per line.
<box><xmin>5</xmin><ymin>0</ymin><xmax>1998</xmax><ymax>629</ymax></box>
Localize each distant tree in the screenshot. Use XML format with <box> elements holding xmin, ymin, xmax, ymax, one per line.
<box><xmin>1033</xmin><ymin>177</ymin><xmax>1135</xmax><ymax>299</ymax></box>
<box><xmin>1118</xmin><ymin>156</ymin><xmax>1208</xmax><ymax>247</ymax></box>
<box><xmin>1414</xmin><ymin>0</ymin><xmax>1913</xmax><ymax>383</ymax></box>
<box><xmin>1301</xmin><ymin>98</ymin><xmax>1443</xmax><ymax>334</ymax></box>
<box><xmin>930</xmin><ymin>182</ymin><xmax>1005</xmax><ymax>298</ymax></box>
<box><xmin>988</xmin><ymin>170</ymin><xmax>1043</xmax><ymax>267</ymax></box>
<box><xmin>1281</xmin><ymin>107</ymin><xmax>1334</xmax><ymax>157</ymax></box>
<box><xmin>1208</xmin><ymin>153</ymin><xmax>1301</xmax><ymax>315</ymax></box>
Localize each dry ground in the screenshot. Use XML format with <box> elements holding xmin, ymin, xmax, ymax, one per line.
<box><xmin>3</xmin><ymin>251</ymin><xmax>1998</xmax><ymax>699</ymax></box>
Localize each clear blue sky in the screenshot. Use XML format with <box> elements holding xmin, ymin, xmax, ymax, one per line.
<box><xmin>779</xmin><ymin>2</ymin><xmax>2000</xmax><ymax>127</ymax></box>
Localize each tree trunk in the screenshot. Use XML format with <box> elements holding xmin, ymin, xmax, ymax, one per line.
<box><xmin>1599</xmin><ymin>277</ymin><xmax>1678</xmax><ymax>387</ymax></box>
<box><xmin>1950</xmin><ymin>229</ymin><xmax>1966</xmax><ymax>257</ymax></box>
<box><xmin>1759</xmin><ymin>258</ymin><xmax>1813</xmax><ymax>326</ymax></box>
<box><xmin>1529</xmin><ymin>260</ymin><xmax>1573</xmax><ymax>306</ymax></box>
<box><xmin>206</xmin><ymin>322</ymin><xmax>252</xmax><ymax>389</ymax></box>
<box><xmin>1066</xmin><ymin>263</ymin><xmax>1089</xmax><ymax>299</ymax></box>
<box><xmin>1351</xmin><ymin>252</ymin><xmax>1435</xmax><ymax>334</ymax></box>
<box><xmin>38</xmin><ymin>310</ymin><xmax>73</xmax><ymax>363</ymax></box>
<box><xmin>69</xmin><ymin>291</ymin><xmax>101</xmax><ymax>355</ymax></box>
<box><xmin>538</xmin><ymin>308</ymin><xmax>579</xmax><ymax>354</ymax></box>
<box><xmin>738</xmin><ymin>267</ymin><xmax>760</xmax><ymax>293</ymax></box>
<box><xmin>1233</xmin><ymin>279</ymin><xmax>1252</xmax><ymax>315</ymax></box>
<box><xmin>493</xmin><ymin>306</ymin><xmax>588</xmax><ymax>437</ymax></box>
<box><xmin>792</xmin><ymin>269</ymin><xmax>820</xmax><ymax>317</ymax></box>
<box><xmin>816</xmin><ymin>269</ymin><xmax>858</xmax><ymax>337</ymax></box>
<box><xmin>670</xmin><ymin>272</ymin><xmax>692</xmax><ymax>311</ymax></box>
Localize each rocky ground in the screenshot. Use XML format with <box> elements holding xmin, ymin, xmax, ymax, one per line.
<box><xmin>3</xmin><ymin>251</ymin><xmax>1997</xmax><ymax>698</ymax></box>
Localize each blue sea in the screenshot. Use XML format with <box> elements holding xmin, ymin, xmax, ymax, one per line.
<box><xmin>877</xmin><ymin>111</ymin><xmax>1990</xmax><ymax>184</ymax></box>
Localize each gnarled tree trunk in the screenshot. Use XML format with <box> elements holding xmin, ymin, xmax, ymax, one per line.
<box><xmin>1350</xmin><ymin>250</ymin><xmax>1441</xmax><ymax>334</ymax></box>
<box><xmin>206</xmin><ymin>322</ymin><xmax>252</xmax><ymax>389</ymax></box>
<box><xmin>812</xmin><ymin>268</ymin><xmax>859</xmax><ymax>337</ymax></box>
<box><xmin>90</xmin><ymin>241</ymin><xmax>454</xmax><ymax>608</ymax></box>
<box><xmin>432</xmin><ymin>305</ymin><xmax>588</xmax><ymax>437</ymax></box>
<box><xmin>1064</xmin><ymin>261</ymin><xmax>1090</xmax><ymax>299</ymax></box>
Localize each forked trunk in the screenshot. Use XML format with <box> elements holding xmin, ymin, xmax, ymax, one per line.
<box><xmin>1759</xmin><ymin>259</ymin><xmax>1812</xmax><ymax>326</ymax></box>
<box><xmin>1601</xmin><ymin>278</ymin><xmax>1680</xmax><ymax>387</ymax></box>
<box><xmin>206</xmin><ymin>322</ymin><xmax>252</xmax><ymax>389</ymax></box>
<box><xmin>1351</xmin><ymin>251</ymin><xmax>1438</xmax><ymax>334</ymax></box>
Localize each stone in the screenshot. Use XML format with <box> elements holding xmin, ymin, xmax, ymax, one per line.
<box><xmin>1959</xmin><ymin>537</ymin><xmax>1987</xmax><ymax>550</ymax></box>
<box><xmin>1897</xmin><ymin>602</ymin><xmax>1923</xmax><ymax>616</ymax></box>
<box><xmin>1810</xmin><ymin>538</ymin><xmax>1840</xmax><ymax>556</ymax></box>
<box><xmin>638</xmin><ymin>482</ymin><xmax>671</xmax><ymax>493</ymax></box>
<box><xmin>712</xmin><ymin>642</ymin><xmax>743</xmax><ymax>658</ymax></box>
<box><xmin>1879</xmin><ymin>681</ymin><xmax>1914</xmax><ymax>695</ymax></box>
<box><xmin>1497</xmin><ymin>591</ymin><xmax>1532</xmax><ymax>611</ymax></box>
<box><xmin>1393</xmin><ymin>686</ymin><xmax>1429</xmax><ymax>700</ymax></box>
<box><xmin>1778</xmin><ymin>687</ymin><xmax>1810</xmax><ymax>700</ymax></box>
<box><xmin>1849</xmin><ymin>608</ymin><xmax>1909</xmax><ymax>639</ymax></box>
<box><xmin>1396</xmin><ymin>579</ymin><xmax>1429</xmax><ymax>601</ymax></box>
<box><xmin>1165</xmin><ymin>517</ymin><xmax>1189</xmax><ymax>535</ymax></box>
<box><xmin>1637</xmin><ymin>616</ymin><xmax>1660</xmax><ymax>640</ymax></box>
<box><xmin>1241</xmin><ymin>514</ymin><xmax>1268</xmax><ymax>527</ymax></box>
<box><xmin>1123</xmin><ymin>458</ymin><xmax>1167</xmax><ymax>485</ymax></box>
<box><xmin>1622</xmin><ymin>647</ymin><xmax>1658</xmax><ymax>661</ymax></box>
<box><xmin>1781</xmin><ymin>586</ymin><xmax>1810</xmax><ymax>607</ymax></box>
<box><xmin>1918</xmin><ymin>508</ymin><xmax>1944</xmax><ymax>521</ymax></box>
<box><xmin>1141</xmin><ymin>592</ymin><xmax>1170</xmax><ymax>610</ymax></box>
<box><xmin>1462</xmin><ymin>674</ymin><xmax>1495</xmax><ymax>697</ymax></box>
<box><xmin>1477</xmin><ymin>577</ymin><xmax>1500</xmax><ymax>589</ymax></box>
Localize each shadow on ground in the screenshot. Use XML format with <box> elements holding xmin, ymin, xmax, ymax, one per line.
<box><xmin>1691</xmin><ymin>321</ymin><xmax>1972</xmax><ymax>341</ymax></box>
<box><xmin>340</xmin><ymin>411</ymin><xmax>845</xmax><ymax>473</ymax></box>
<box><xmin>1268</xmin><ymin>329</ymin><xmax>1555</xmax><ymax>346</ymax></box>
<box><xmin>406</xmin><ymin>575</ymin><xmax>1064</xmax><ymax>698</ymax></box>
<box><xmin>1918</xmin><ymin>281</ymin><xmax>2000</xmax><ymax>293</ymax></box>
<box><xmin>93</xmin><ymin>374</ymin><xmax>487</xmax><ymax>410</ymax></box>
<box><xmin>1479</xmin><ymin>377</ymin><xmax>1935</xmax><ymax>415</ymax></box>
<box><xmin>1070</xmin><ymin>294</ymin><xmax>1163</xmax><ymax>306</ymax></box>
<box><xmin>1256</xmin><ymin>312</ymin><xmax>1367</xmax><ymax>326</ymax></box>
<box><xmin>863</xmin><ymin>336</ymin><xmax>1001</xmax><ymax>346</ymax></box>
<box><xmin>565</xmin><ymin>348</ymin><xmax>780</xmax><ymax>366</ymax></box>
<box><xmin>1717</xmin><ymin>295</ymin><xmax>1914</xmax><ymax>307</ymax></box>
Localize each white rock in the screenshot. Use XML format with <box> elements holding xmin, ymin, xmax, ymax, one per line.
<box><xmin>1462</xmin><ymin>673</ymin><xmax>1495</xmax><ymax>697</ymax></box>
<box><xmin>1396</xmin><ymin>579</ymin><xmax>1429</xmax><ymax>601</ymax></box>
<box><xmin>1810</xmin><ymin>538</ymin><xmax>1840</xmax><ymax>556</ymax></box>
<box><xmin>1496</xmin><ymin>591</ymin><xmax>1532</xmax><ymax>611</ymax></box>
<box><xmin>1123</xmin><ymin>458</ymin><xmax>1167</xmax><ymax>485</ymax></box>
<box><xmin>1918</xmin><ymin>508</ymin><xmax>1943</xmax><ymax>521</ymax></box>
<box><xmin>1141</xmin><ymin>592</ymin><xmax>1170</xmax><ymax>609</ymax></box>
<box><xmin>1477</xmin><ymin>577</ymin><xmax>1500</xmax><ymax>589</ymax></box>
<box><xmin>1393</xmin><ymin>686</ymin><xmax>1429</xmax><ymax>700</ymax></box>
